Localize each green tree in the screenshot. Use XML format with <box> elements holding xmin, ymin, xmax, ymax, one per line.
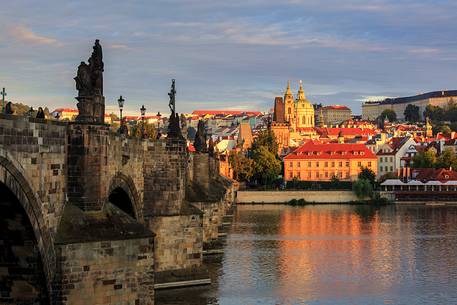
<box><xmin>411</xmin><ymin>150</ymin><xmax>437</xmax><ymax>168</ymax></box>
<box><xmin>229</xmin><ymin>151</ymin><xmax>254</xmax><ymax>182</ymax></box>
<box><xmin>130</xmin><ymin>122</ymin><xmax>157</xmax><ymax>139</ymax></box>
<box><xmin>423</xmin><ymin>105</ymin><xmax>444</xmax><ymax>121</ymax></box>
<box><xmin>436</xmin><ymin>148</ymin><xmax>457</xmax><ymax>169</ymax></box>
<box><xmin>404</xmin><ymin>104</ymin><xmax>420</xmax><ymax>122</ymax></box>
<box><xmin>250</xmin><ymin>129</ymin><xmax>278</xmax><ymax>155</ymax></box>
<box><xmin>352</xmin><ymin>179</ymin><xmax>373</xmax><ymax>199</ymax></box>
<box><xmin>358</xmin><ymin>167</ymin><xmax>376</xmax><ymax>186</ymax></box>
<box><xmin>379</xmin><ymin>109</ymin><xmax>397</xmax><ymax>122</ymax></box>
<box><xmin>433</xmin><ymin>124</ymin><xmax>452</xmax><ymax>136</ymax></box>
<box><xmin>251</xmin><ymin>146</ymin><xmax>282</xmax><ymax>185</ymax></box>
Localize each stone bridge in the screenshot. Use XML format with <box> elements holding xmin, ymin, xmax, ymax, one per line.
<box><xmin>0</xmin><ymin>42</ymin><xmax>235</xmax><ymax>305</ymax></box>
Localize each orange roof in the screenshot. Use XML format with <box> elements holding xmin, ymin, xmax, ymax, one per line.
<box><xmin>53</xmin><ymin>108</ymin><xmax>78</xmax><ymax>113</ymax></box>
<box><xmin>315</xmin><ymin>127</ymin><xmax>376</xmax><ymax>136</ymax></box>
<box><xmin>284</xmin><ymin>142</ymin><xmax>376</xmax><ymax>160</ymax></box>
<box><xmin>192</xmin><ymin>110</ymin><xmax>262</xmax><ymax>116</ymax></box>
<box><xmin>322</xmin><ymin>105</ymin><xmax>350</xmax><ymax>110</ymax></box>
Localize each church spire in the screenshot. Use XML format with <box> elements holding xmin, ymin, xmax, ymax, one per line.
<box><xmin>297</xmin><ymin>80</ymin><xmax>305</xmax><ymax>100</ymax></box>
<box><xmin>285</xmin><ymin>80</ymin><xmax>292</xmax><ymax>96</ymax></box>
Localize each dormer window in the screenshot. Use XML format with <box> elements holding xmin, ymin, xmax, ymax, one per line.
<box><xmin>360</xmin><ymin>151</ymin><xmax>365</xmax><ymax>155</ymax></box>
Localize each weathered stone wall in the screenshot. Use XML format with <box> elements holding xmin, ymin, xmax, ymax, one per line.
<box><xmin>143</xmin><ymin>138</ymin><xmax>187</xmax><ymax>216</ymax></box>
<box><xmin>192</xmin><ymin>200</ymin><xmax>224</xmax><ymax>246</ymax></box>
<box><xmin>237</xmin><ymin>190</ymin><xmax>362</xmax><ymax>203</ymax></box>
<box><xmin>55</xmin><ymin>238</ymin><xmax>154</xmax><ymax>305</ymax></box>
<box><xmin>0</xmin><ymin>114</ymin><xmax>67</xmax><ymax>235</ymax></box>
<box><xmin>148</xmin><ymin>214</ymin><xmax>202</xmax><ymax>272</ymax></box>
<box><xmin>193</xmin><ymin>153</ymin><xmax>210</xmax><ymax>191</ymax></box>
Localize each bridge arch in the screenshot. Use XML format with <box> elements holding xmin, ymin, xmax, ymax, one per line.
<box><xmin>0</xmin><ymin>153</ymin><xmax>54</xmax><ymax>304</ymax></box>
<box><xmin>108</xmin><ymin>172</ymin><xmax>143</xmax><ymax>222</ymax></box>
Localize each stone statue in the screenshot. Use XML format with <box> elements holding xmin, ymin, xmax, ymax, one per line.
<box><xmin>4</xmin><ymin>102</ymin><xmax>13</xmax><ymax>114</ymax></box>
<box><xmin>74</xmin><ymin>40</ymin><xmax>105</xmax><ymax>123</ymax></box>
<box><xmin>180</xmin><ymin>113</ymin><xmax>188</xmax><ymax>139</ymax></box>
<box><xmin>193</xmin><ymin>120</ymin><xmax>207</xmax><ymax>153</ymax></box>
<box><xmin>36</xmin><ymin>107</ymin><xmax>45</xmax><ymax>119</ymax></box>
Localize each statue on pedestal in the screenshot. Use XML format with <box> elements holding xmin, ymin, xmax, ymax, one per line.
<box><xmin>194</xmin><ymin>120</ymin><xmax>207</xmax><ymax>153</ymax></box>
<box><xmin>74</xmin><ymin>39</ymin><xmax>105</xmax><ymax>123</ymax></box>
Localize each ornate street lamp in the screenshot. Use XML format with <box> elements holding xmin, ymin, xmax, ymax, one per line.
<box><xmin>156</xmin><ymin>111</ymin><xmax>162</xmax><ymax>139</ymax></box>
<box><xmin>118</xmin><ymin>95</ymin><xmax>125</xmax><ymax>122</ymax></box>
<box><xmin>140</xmin><ymin>105</ymin><xmax>146</xmax><ymax>138</ymax></box>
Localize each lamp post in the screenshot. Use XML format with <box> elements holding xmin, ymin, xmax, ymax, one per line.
<box><xmin>140</xmin><ymin>105</ymin><xmax>146</xmax><ymax>139</ymax></box>
<box><xmin>118</xmin><ymin>95</ymin><xmax>125</xmax><ymax>122</ymax></box>
<box><xmin>156</xmin><ymin>111</ymin><xmax>162</xmax><ymax>139</ymax></box>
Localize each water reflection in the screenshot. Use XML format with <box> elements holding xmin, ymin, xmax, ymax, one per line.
<box><xmin>156</xmin><ymin>205</ymin><xmax>457</xmax><ymax>305</ymax></box>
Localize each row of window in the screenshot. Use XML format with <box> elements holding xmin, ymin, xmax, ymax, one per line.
<box><xmin>379</xmin><ymin>166</ymin><xmax>394</xmax><ymax>172</ymax></box>
<box><xmin>379</xmin><ymin>156</ymin><xmax>394</xmax><ymax>162</ymax></box>
<box><xmin>289</xmin><ymin>161</ymin><xmax>372</xmax><ymax>168</ymax></box>
<box><xmin>289</xmin><ymin>171</ymin><xmax>350</xmax><ymax>179</ymax></box>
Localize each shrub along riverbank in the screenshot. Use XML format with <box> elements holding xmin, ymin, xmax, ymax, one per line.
<box><xmin>286</xmin><ymin>195</ymin><xmax>392</xmax><ymax>206</ymax></box>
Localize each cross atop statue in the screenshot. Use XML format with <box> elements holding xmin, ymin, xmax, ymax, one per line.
<box><xmin>1</xmin><ymin>88</ymin><xmax>6</xmax><ymax>113</ymax></box>
<box><xmin>168</xmin><ymin>79</ymin><xmax>176</xmax><ymax>115</ymax></box>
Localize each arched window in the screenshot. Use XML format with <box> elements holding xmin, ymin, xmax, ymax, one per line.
<box><xmin>302</xmin><ymin>116</ymin><xmax>306</xmax><ymax>124</ymax></box>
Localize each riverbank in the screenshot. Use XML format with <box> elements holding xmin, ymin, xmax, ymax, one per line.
<box><xmin>236</xmin><ymin>190</ymin><xmax>363</xmax><ymax>204</ymax></box>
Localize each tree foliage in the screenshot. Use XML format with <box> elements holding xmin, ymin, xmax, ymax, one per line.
<box><xmin>129</xmin><ymin>122</ymin><xmax>157</xmax><ymax>139</ymax></box>
<box><xmin>352</xmin><ymin>179</ymin><xmax>373</xmax><ymax>199</ymax></box>
<box><xmin>358</xmin><ymin>167</ymin><xmax>376</xmax><ymax>186</ymax></box>
<box><xmin>229</xmin><ymin>151</ymin><xmax>254</xmax><ymax>182</ymax></box>
<box><xmin>404</xmin><ymin>104</ymin><xmax>420</xmax><ymax>122</ymax></box>
<box><xmin>250</xmin><ymin>129</ymin><xmax>278</xmax><ymax>155</ymax></box>
<box><xmin>379</xmin><ymin>109</ymin><xmax>397</xmax><ymax>122</ymax></box>
<box><xmin>411</xmin><ymin>150</ymin><xmax>437</xmax><ymax>168</ymax></box>
<box><xmin>251</xmin><ymin>146</ymin><xmax>282</xmax><ymax>185</ymax></box>
<box><xmin>436</xmin><ymin>148</ymin><xmax>457</xmax><ymax>169</ymax></box>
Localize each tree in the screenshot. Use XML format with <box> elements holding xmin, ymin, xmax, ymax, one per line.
<box><xmin>358</xmin><ymin>167</ymin><xmax>376</xmax><ymax>187</ymax></box>
<box><xmin>229</xmin><ymin>151</ymin><xmax>254</xmax><ymax>182</ymax></box>
<box><xmin>129</xmin><ymin>122</ymin><xmax>157</xmax><ymax>139</ymax></box>
<box><xmin>379</xmin><ymin>109</ymin><xmax>397</xmax><ymax>122</ymax></box>
<box><xmin>352</xmin><ymin>179</ymin><xmax>373</xmax><ymax>199</ymax></box>
<box><xmin>251</xmin><ymin>146</ymin><xmax>282</xmax><ymax>185</ymax></box>
<box><xmin>436</xmin><ymin>148</ymin><xmax>457</xmax><ymax>169</ymax></box>
<box><xmin>411</xmin><ymin>150</ymin><xmax>437</xmax><ymax>168</ymax></box>
<box><xmin>404</xmin><ymin>104</ymin><xmax>420</xmax><ymax>122</ymax></box>
<box><xmin>423</xmin><ymin>105</ymin><xmax>444</xmax><ymax>122</ymax></box>
<box><xmin>250</xmin><ymin>129</ymin><xmax>278</xmax><ymax>155</ymax></box>
<box><xmin>433</xmin><ymin>124</ymin><xmax>452</xmax><ymax>136</ymax></box>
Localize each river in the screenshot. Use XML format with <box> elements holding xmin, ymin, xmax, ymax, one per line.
<box><xmin>156</xmin><ymin>204</ymin><xmax>457</xmax><ymax>305</ymax></box>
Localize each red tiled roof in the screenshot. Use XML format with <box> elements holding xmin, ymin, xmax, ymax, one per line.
<box><xmin>188</xmin><ymin>143</ymin><xmax>196</xmax><ymax>152</ymax></box>
<box><xmin>414</xmin><ymin>168</ymin><xmax>457</xmax><ymax>182</ymax></box>
<box><xmin>284</xmin><ymin>142</ymin><xmax>376</xmax><ymax>160</ymax></box>
<box><xmin>192</xmin><ymin>110</ymin><xmax>262</xmax><ymax>116</ymax></box>
<box><xmin>322</xmin><ymin>105</ymin><xmax>351</xmax><ymax>110</ymax></box>
<box><xmin>52</xmin><ymin>108</ymin><xmax>78</xmax><ymax>113</ymax></box>
<box><xmin>315</xmin><ymin>127</ymin><xmax>377</xmax><ymax>137</ymax></box>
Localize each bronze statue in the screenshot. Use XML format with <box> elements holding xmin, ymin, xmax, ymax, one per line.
<box><xmin>168</xmin><ymin>79</ymin><xmax>176</xmax><ymax>115</ymax></box>
<box><xmin>167</xmin><ymin>79</ymin><xmax>183</xmax><ymax>139</ymax></box>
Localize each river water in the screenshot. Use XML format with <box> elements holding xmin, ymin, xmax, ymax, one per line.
<box><xmin>156</xmin><ymin>204</ymin><xmax>457</xmax><ymax>305</ymax></box>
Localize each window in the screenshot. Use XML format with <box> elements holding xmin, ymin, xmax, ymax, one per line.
<box><xmin>297</xmin><ymin>162</ymin><xmax>301</xmax><ymax>168</ymax></box>
<box><xmin>325</xmin><ymin>172</ymin><xmax>328</xmax><ymax>178</ymax></box>
<box><xmin>308</xmin><ymin>172</ymin><xmax>311</xmax><ymax>178</ymax></box>
<box><xmin>390</xmin><ymin>157</ymin><xmax>393</xmax><ymax>162</ymax></box>
<box><xmin>289</xmin><ymin>161</ymin><xmax>293</xmax><ymax>168</ymax></box>
<box><xmin>368</xmin><ymin>161</ymin><xmax>372</xmax><ymax>167</ymax></box>
<box><xmin>302</xmin><ymin>116</ymin><xmax>306</xmax><ymax>124</ymax></box>
<box><xmin>288</xmin><ymin>108</ymin><xmax>291</xmax><ymax>114</ymax></box>
<box><xmin>290</xmin><ymin>172</ymin><xmax>293</xmax><ymax>178</ymax></box>
<box><xmin>380</xmin><ymin>157</ymin><xmax>383</xmax><ymax>162</ymax></box>
<box><xmin>357</xmin><ymin>161</ymin><xmax>361</xmax><ymax>167</ymax></box>
<box><xmin>385</xmin><ymin>166</ymin><xmax>388</xmax><ymax>172</ymax></box>
<box><xmin>325</xmin><ymin>162</ymin><xmax>328</xmax><ymax>167</ymax></box>
<box><xmin>390</xmin><ymin>166</ymin><xmax>393</xmax><ymax>172</ymax></box>
<box><xmin>316</xmin><ymin>162</ymin><xmax>319</xmax><ymax>167</ymax></box>
<box><xmin>331</xmin><ymin>162</ymin><xmax>335</xmax><ymax>167</ymax></box>
<box><xmin>297</xmin><ymin>172</ymin><xmax>301</xmax><ymax>178</ymax></box>
<box><xmin>339</xmin><ymin>161</ymin><xmax>342</xmax><ymax>167</ymax></box>
<box><xmin>346</xmin><ymin>161</ymin><xmax>350</xmax><ymax>167</ymax></box>
<box><xmin>308</xmin><ymin>161</ymin><xmax>311</xmax><ymax>167</ymax></box>
<box><xmin>316</xmin><ymin>172</ymin><xmax>320</xmax><ymax>178</ymax></box>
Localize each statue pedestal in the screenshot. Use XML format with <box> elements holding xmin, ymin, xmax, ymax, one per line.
<box><xmin>75</xmin><ymin>95</ymin><xmax>105</xmax><ymax>124</ymax></box>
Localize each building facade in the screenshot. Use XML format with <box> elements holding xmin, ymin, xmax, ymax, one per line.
<box><xmin>321</xmin><ymin>105</ymin><xmax>352</xmax><ymax>126</ymax></box>
<box><xmin>362</xmin><ymin>90</ymin><xmax>457</xmax><ymax>121</ymax></box>
<box><xmin>283</xmin><ymin>142</ymin><xmax>377</xmax><ymax>182</ymax></box>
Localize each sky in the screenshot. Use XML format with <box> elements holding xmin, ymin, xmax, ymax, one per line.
<box><xmin>0</xmin><ymin>0</ymin><xmax>456</xmax><ymax>115</ymax></box>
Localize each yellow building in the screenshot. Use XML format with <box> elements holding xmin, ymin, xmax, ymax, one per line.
<box><xmin>283</xmin><ymin>142</ymin><xmax>377</xmax><ymax>181</ymax></box>
<box><xmin>295</xmin><ymin>81</ymin><xmax>315</xmax><ymax>129</ymax></box>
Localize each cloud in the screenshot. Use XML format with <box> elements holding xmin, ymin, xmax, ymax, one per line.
<box><xmin>8</xmin><ymin>25</ymin><xmax>63</xmax><ymax>47</ymax></box>
<box><xmin>107</xmin><ymin>43</ymin><xmax>130</xmax><ymax>50</ymax></box>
